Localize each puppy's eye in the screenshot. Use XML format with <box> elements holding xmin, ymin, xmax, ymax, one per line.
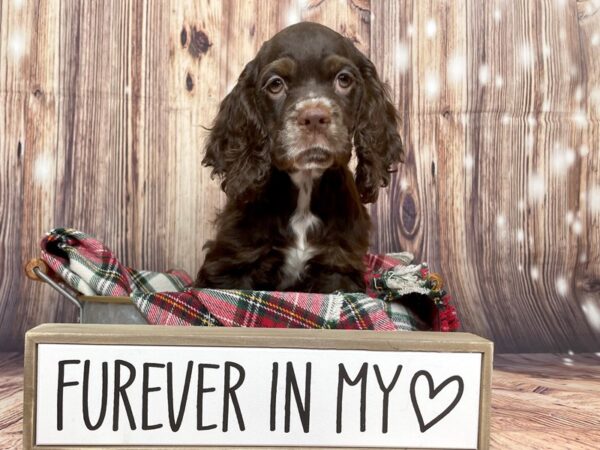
<box><xmin>335</xmin><ymin>72</ymin><xmax>354</xmax><ymax>91</ymax></box>
<box><xmin>266</xmin><ymin>76</ymin><xmax>286</xmax><ymax>96</ymax></box>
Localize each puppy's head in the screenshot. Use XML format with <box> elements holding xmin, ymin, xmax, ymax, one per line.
<box><xmin>204</xmin><ymin>22</ymin><xmax>404</xmax><ymax>203</ymax></box>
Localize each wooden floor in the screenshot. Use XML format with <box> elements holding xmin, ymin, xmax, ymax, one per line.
<box><xmin>1</xmin><ymin>352</ymin><xmax>598</xmax><ymax>449</ymax></box>
<box><xmin>490</xmin><ymin>353</ymin><xmax>600</xmax><ymax>449</ymax></box>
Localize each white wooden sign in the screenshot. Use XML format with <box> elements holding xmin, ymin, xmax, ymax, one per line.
<box><xmin>24</xmin><ymin>324</ymin><xmax>493</xmax><ymax>449</ymax></box>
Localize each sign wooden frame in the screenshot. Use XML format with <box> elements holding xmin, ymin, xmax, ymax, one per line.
<box><xmin>24</xmin><ymin>324</ymin><xmax>493</xmax><ymax>450</ymax></box>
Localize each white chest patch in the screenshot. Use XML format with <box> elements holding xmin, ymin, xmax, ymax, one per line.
<box><xmin>279</xmin><ymin>170</ymin><xmax>322</xmax><ymax>288</ymax></box>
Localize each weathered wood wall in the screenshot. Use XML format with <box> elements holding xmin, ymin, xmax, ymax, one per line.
<box><xmin>1</xmin><ymin>0</ymin><xmax>599</xmax><ymax>353</ymax></box>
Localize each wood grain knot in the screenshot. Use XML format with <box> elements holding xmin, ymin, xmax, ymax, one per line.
<box><xmin>188</xmin><ymin>27</ymin><xmax>212</xmax><ymax>58</ymax></box>
<box><xmin>186</xmin><ymin>72</ymin><xmax>194</xmax><ymax>91</ymax></box>
<box><xmin>338</xmin><ymin>24</ymin><xmax>361</xmax><ymax>46</ymax></box>
<box><xmin>33</xmin><ymin>87</ymin><xmax>43</xmax><ymax>98</ymax></box>
<box><xmin>401</xmin><ymin>191</ymin><xmax>418</xmax><ymax>236</ymax></box>
<box><xmin>576</xmin><ymin>276</ymin><xmax>600</xmax><ymax>300</ymax></box>
<box><xmin>351</xmin><ymin>0</ymin><xmax>370</xmax><ymax>13</ymax></box>
<box><xmin>180</xmin><ymin>27</ymin><xmax>188</xmax><ymax>47</ymax></box>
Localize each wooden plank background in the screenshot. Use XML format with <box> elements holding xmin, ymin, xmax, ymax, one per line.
<box><xmin>0</xmin><ymin>0</ymin><xmax>599</xmax><ymax>353</ymax></box>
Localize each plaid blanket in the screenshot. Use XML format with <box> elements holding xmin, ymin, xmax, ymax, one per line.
<box><xmin>39</xmin><ymin>228</ymin><xmax>459</xmax><ymax>332</ymax></box>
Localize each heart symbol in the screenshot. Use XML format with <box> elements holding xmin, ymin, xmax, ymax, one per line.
<box><xmin>410</xmin><ymin>370</ymin><xmax>464</xmax><ymax>432</ymax></box>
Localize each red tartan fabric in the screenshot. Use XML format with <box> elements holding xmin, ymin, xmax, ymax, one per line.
<box><xmin>133</xmin><ymin>289</ymin><xmax>402</xmax><ymax>331</ymax></box>
<box><xmin>39</xmin><ymin>228</ymin><xmax>459</xmax><ymax>332</ymax></box>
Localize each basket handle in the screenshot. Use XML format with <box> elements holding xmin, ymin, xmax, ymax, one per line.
<box><xmin>24</xmin><ymin>258</ymin><xmax>51</xmax><ymax>281</ymax></box>
<box><xmin>24</xmin><ymin>258</ymin><xmax>83</xmax><ymax>311</ymax></box>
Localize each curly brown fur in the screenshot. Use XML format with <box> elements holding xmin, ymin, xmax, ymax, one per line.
<box><xmin>195</xmin><ymin>22</ymin><xmax>403</xmax><ymax>293</ymax></box>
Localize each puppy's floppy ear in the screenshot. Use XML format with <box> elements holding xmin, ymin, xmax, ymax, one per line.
<box><xmin>203</xmin><ymin>59</ymin><xmax>271</xmax><ymax>203</ymax></box>
<box><xmin>353</xmin><ymin>56</ymin><xmax>404</xmax><ymax>204</ymax></box>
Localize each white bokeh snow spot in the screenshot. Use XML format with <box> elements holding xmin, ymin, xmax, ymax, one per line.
<box><xmin>520</xmin><ymin>43</ymin><xmax>534</xmax><ymax>68</ymax></box>
<box><xmin>285</xmin><ymin>8</ymin><xmax>301</xmax><ymax>26</ymax></box>
<box><xmin>493</xmin><ymin>9</ymin><xmax>502</xmax><ymax>22</ymax></box>
<box><xmin>9</xmin><ymin>29</ymin><xmax>27</xmax><ymax>62</ymax></box>
<box><xmin>516</xmin><ymin>229</ymin><xmax>525</xmax><ymax>242</ymax></box>
<box><xmin>588</xmin><ymin>185</ymin><xmax>600</xmax><ymax>213</ymax></box>
<box><xmin>495</xmin><ymin>75</ymin><xmax>504</xmax><ymax>88</ymax></box>
<box><xmin>571</xmin><ymin>218</ymin><xmax>583</xmax><ymax>235</ymax></box>
<box><xmin>525</xmin><ymin>132</ymin><xmax>535</xmax><ymax>153</ymax></box>
<box><xmin>571</xmin><ymin>110</ymin><xmax>588</xmax><ymax>128</ymax></box>
<box><xmin>528</xmin><ymin>173</ymin><xmax>545</xmax><ymax>202</ymax></box>
<box><xmin>425</xmin><ymin>19</ymin><xmax>437</xmax><ymax>38</ymax></box>
<box><xmin>34</xmin><ymin>152</ymin><xmax>55</xmax><ymax>185</ymax></box>
<box><xmin>551</xmin><ymin>145</ymin><xmax>576</xmax><ymax>175</ymax></box>
<box><xmin>447</xmin><ymin>54</ymin><xmax>466</xmax><ymax>83</ymax></box>
<box><xmin>530</xmin><ymin>266</ymin><xmax>540</xmax><ymax>281</ymax></box>
<box><xmin>496</xmin><ymin>214</ymin><xmax>506</xmax><ymax>228</ymax></box>
<box><xmin>542</xmin><ymin>44</ymin><xmax>552</xmax><ymax>57</ymax></box>
<box><xmin>424</xmin><ymin>72</ymin><xmax>440</xmax><ymax>99</ymax></box>
<box><xmin>464</xmin><ymin>154</ymin><xmax>474</xmax><ymax>170</ymax></box>
<box><xmin>396</xmin><ymin>43</ymin><xmax>410</xmax><ymax>73</ymax></box>
<box><xmin>478</xmin><ymin>65</ymin><xmax>490</xmax><ymax>85</ymax></box>
<box><xmin>542</xmin><ymin>98</ymin><xmax>551</xmax><ymax>111</ymax></box>
<box><xmin>559</xmin><ymin>27</ymin><xmax>567</xmax><ymax>42</ymax></box>
<box><xmin>566</xmin><ymin>210</ymin><xmax>574</xmax><ymax>225</ymax></box>
<box><xmin>581</xmin><ymin>298</ymin><xmax>600</xmax><ymax>332</ymax></box>
<box><xmin>400</xmin><ymin>178</ymin><xmax>409</xmax><ymax>191</ymax></box>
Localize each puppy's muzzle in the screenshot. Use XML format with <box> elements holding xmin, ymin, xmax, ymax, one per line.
<box><xmin>291</xmin><ymin>101</ymin><xmax>337</xmax><ymax>169</ymax></box>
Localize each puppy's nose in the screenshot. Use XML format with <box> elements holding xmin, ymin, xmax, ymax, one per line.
<box><xmin>297</xmin><ymin>106</ymin><xmax>331</xmax><ymax>131</ymax></box>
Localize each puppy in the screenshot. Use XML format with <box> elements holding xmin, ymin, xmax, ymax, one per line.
<box><xmin>195</xmin><ymin>22</ymin><xmax>403</xmax><ymax>293</ymax></box>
